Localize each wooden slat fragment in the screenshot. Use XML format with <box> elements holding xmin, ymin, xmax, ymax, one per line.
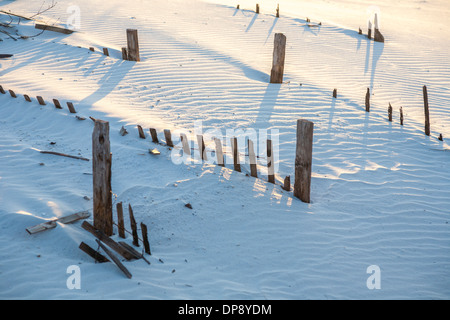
<box><xmin>96</xmin><ymin>240</ymin><xmax>133</xmax><ymax>279</ymax></box>
<box><xmin>26</xmin><ymin>220</ymin><xmax>57</xmax><ymax>235</ymax></box>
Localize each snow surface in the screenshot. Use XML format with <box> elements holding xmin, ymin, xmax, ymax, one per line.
<box><xmin>0</xmin><ymin>0</ymin><xmax>449</xmax><ymax>300</ymax></box>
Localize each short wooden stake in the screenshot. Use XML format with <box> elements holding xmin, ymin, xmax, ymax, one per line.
<box><xmin>423</xmin><ymin>85</ymin><xmax>431</xmax><ymax>136</ymax></box>
<box><xmin>197</xmin><ymin>135</ymin><xmax>207</xmax><ymax>161</ymax></box>
<box><xmin>368</xmin><ymin>20</ymin><xmax>372</xmax><ymax>40</ymax></box>
<box><xmin>276</xmin><ymin>4</ymin><xmax>280</xmax><ymax>18</ymax></box>
<box><xmin>438</xmin><ymin>134</ymin><xmax>443</xmax><ymax>141</ymax></box>
<box><xmin>89</xmin><ymin>47</ymin><xmax>95</xmax><ymax>52</ymax></box>
<box><xmin>24</xmin><ymin>94</ymin><xmax>32</xmax><ymax>102</ymax></box>
<box><xmin>0</xmin><ymin>85</ymin><xmax>5</xmax><ymax>94</ymax></box>
<box><xmin>128</xmin><ymin>204</ymin><xmax>140</xmax><ymax>247</ymax></box>
<box><xmin>267</xmin><ymin>139</ymin><xmax>275</xmax><ymax>184</ymax></box>
<box><xmin>256</xmin><ymin>4</ymin><xmax>260</xmax><ymax>14</ymax></box>
<box><xmin>103</xmin><ymin>48</ymin><xmax>109</xmax><ymax>56</ymax></box>
<box><xmin>121</xmin><ymin>47</ymin><xmax>128</xmax><ymax>60</ymax></box>
<box><xmin>388</xmin><ymin>103</ymin><xmax>393</xmax><ymax>122</ymax></box>
<box><xmin>37</xmin><ymin>96</ymin><xmax>46</xmax><ymax>106</ymax></box>
<box><xmin>333</xmin><ymin>89</ymin><xmax>337</xmax><ymax>98</ymax></box>
<box><xmin>164</xmin><ymin>129</ymin><xmax>174</xmax><ymax>147</ymax></box>
<box><xmin>141</xmin><ymin>223</ymin><xmax>151</xmax><ymax>255</ymax></box>
<box><xmin>270</xmin><ymin>33</ymin><xmax>286</xmax><ymax>84</ymax></box>
<box><xmin>9</xmin><ymin>90</ymin><xmax>17</xmax><ymax>98</ymax></box>
<box><xmin>137</xmin><ymin>125</ymin><xmax>146</xmax><ymax>139</ymax></box>
<box><xmin>53</xmin><ymin>99</ymin><xmax>62</xmax><ymax>109</ymax></box>
<box><xmin>214</xmin><ymin>138</ymin><xmax>225</xmax><ymax>167</ymax></box>
<box><xmin>237</xmin><ymin>5</ymin><xmax>240</xmax><ymax>9</ymax></box>
<box><xmin>358</xmin><ymin>28</ymin><xmax>362</xmax><ymax>35</ymax></box>
<box><xmin>365</xmin><ymin>88</ymin><xmax>370</xmax><ymax>112</ymax></box>
<box><xmin>149</xmin><ymin>128</ymin><xmax>159</xmax><ymax>143</ymax></box>
<box><xmin>231</xmin><ymin>137</ymin><xmax>241</xmax><ymax>172</ymax></box>
<box><xmin>79</xmin><ymin>242</ymin><xmax>110</xmax><ymax>263</ymax></box>
<box><xmin>116</xmin><ymin>202</ymin><xmax>126</xmax><ymax>239</ymax></box>
<box><xmin>181</xmin><ymin>133</ymin><xmax>191</xmax><ymax>156</ymax></box>
<box><xmin>92</xmin><ymin>120</ymin><xmax>113</xmax><ymax>236</ymax></box>
<box><xmin>248</xmin><ymin>139</ymin><xmax>258</xmax><ymax>178</ymax></box>
<box><xmin>67</xmin><ymin>102</ymin><xmax>77</xmax><ymax>113</ymax></box>
<box><xmin>283</xmin><ymin>175</ymin><xmax>291</xmax><ymax>191</ymax></box>
<box><xmin>126</xmin><ymin>29</ymin><xmax>140</xmax><ymax>62</ymax></box>
<box><xmin>400</xmin><ymin>107</ymin><xmax>404</xmax><ymax>126</ymax></box>
<box><xmin>294</xmin><ymin>119</ymin><xmax>314</xmax><ymax>203</ymax></box>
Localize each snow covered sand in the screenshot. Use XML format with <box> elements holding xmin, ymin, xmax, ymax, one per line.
<box><xmin>0</xmin><ymin>0</ymin><xmax>449</xmax><ymax>299</ymax></box>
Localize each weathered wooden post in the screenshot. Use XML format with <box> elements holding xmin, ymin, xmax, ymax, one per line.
<box><xmin>37</xmin><ymin>96</ymin><xmax>46</xmax><ymax>106</ymax></box>
<box><xmin>248</xmin><ymin>139</ymin><xmax>258</xmax><ymax>178</ymax></box>
<box><xmin>214</xmin><ymin>138</ymin><xmax>225</xmax><ymax>167</ymax></box>
<box><xmin>149</xmin><ymin>128</ymin><xmax>159</xmax><ymax>143</ymax></box>
<box><xmin>103</xmin><ymin>48</ymin><xmax>109</xmax><ymax>56</ymax></box>
<box><xmin>121</xmin><ymin>47</ymin><xmax>128</xmax><ymax>60</ymax></box>
<box><xmin>276</xmin><ymin>4</ymin><xmax>280</xmax><ymax>18</ymax></box>
<box><xmin>294</xmin><ymin>119</ymin><xmax>314</xmax><ymax>203</ymax></box>
<box><xmin>0</xmin><ymin>85</ymin><xmax>5</xmax><ymax>94</ymax></box>
<box><xmin>128</xmin><ymin>204</ymin><xmax>139</xmax><ymax>247</ymax></box>
<box><xmin>373</xmin><ymin>13</ymin><xmax>385</xmax><ymax>43</ymax></box>
<box><xmin>365</xmin><ymin>88</ymin><xmax>370</xmax><ymax>112</ymax></box>
<box><xmin>197</xmin><ymin>135</ymin><xmax>207</xmax><ymax>161</ymax></box>
<box><xmin>231</xmin><ymin>137</ymin><xmax>241</xmax><ymax>172</ymax></box>
<box><xmin>116</xmin><ymin>202</ymin><xmax>126</xmax><ymax>239</ymax></box>
<box><xmin>164</xmin><ymin>129</ymin><xmax>174</xmax><ymax>147</ymax></box>
<box><xmin>256</xmin><ymin>4</ymin><xmax>260</xmax><ymax>14</ymax></box>
<box><xmin>180</xmin><ymin>133</ymin><xmax>191</xmax><ymax>156</ymax></box>
<box><xmin>141</xmin><ymin>223</ymin><xmax>151</xmax><ymax>255</ymax></box>
<box><xmin>67</xmin><ymin>102</ymin><xmax>77</xmax><ymax>113</ymax></box>
<box><xmin>283</xmin><ymin>176</ymin><xmax>291</xmax><ymax>191</ymax></box>
<box><xmin>423</xmin><ymin>85</ymin><xmax>431</xmax><ymax>136</ymax></box>
<box><xmin>400</xmin><ymin>107</ymin><xmax>404</xmax><ymax>126</ymax></box>
<box><xmin>9</xmin><ymin>90</ymin><xmax>17</xmax><ymax>98</ymax></box>
<box><xmin>368</xmin><ymin>20</ymin><xmax>372</xmax><ymax>40</ymax></box>
<box><xmin>92</xmin><ymin>120</ymin><xmax>113</xmax><ymax>236</ymax></box>
<box><xmin>270</xmin><ymin>33</ymin><xmax>287</xmax><ymax>84</ymax></box>
<box><xmin>388</xmin><ymin>103</ymin><xmax>393</xmax><ymax>122</ymax></box>
<box><xmin>53</xmin><ymin>99</ymin><xmax>62</xmax><ymax>109</ymax></box>
<box><xmin>333</xmin><ymin>89</ymin><xmax>337</xmax><ymax>98</ymax></box>
<box><xmin>126</xmin><ymin>29</ymin><xmax>140</xmax><ymax>62</ymax></box>
<box><xmin>267</xmin><ymin>139</ymin><xmax>275</xmax><ymax>184</ymax></box>
<box><xmin>137</xmin><ymin>125</ymin><xmax>146</xmax><ymax>139</ymax></box>
<box><xmin>24</xmin><ymin>95</ymin><xmax>32</xmax><ymax>102</ymax></box>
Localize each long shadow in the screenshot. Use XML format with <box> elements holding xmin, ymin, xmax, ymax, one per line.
<box><xmin>370</xmin><ymin>41</ymin><xmax>384</xmax><ymax>91</ymax></box>
<box><xmin>254</xmin><ymin>83</ymin><xmax>281</xmax><ymax>129</ymax></box>
<box><xmin>245</xmin><ymin>13</ymin><xmax>258</xmax><ymax>32</ymax></box>
<box><xmin>79</xmin><ymin>59</ymin><xmax>133</xmax><ymax>106</ymax></box>
<box><xmin>328</xmin><ymin>98</ymin><xmax>336</xmax><ymax>130</ymax></box>
<box><xmin>264</xmin><ymin>17</ymin><xmax>279</xmax><ymax>44</ymax></box>
<box><xmin>364</xmin><ymin>38</ymin><xmax>372</xmax><ymax>75</ymax></box>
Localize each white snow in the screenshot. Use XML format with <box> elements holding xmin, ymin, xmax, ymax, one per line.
<box><xmin>0</xmin><ymin>0</ymin><xmax>449</xmax><ymax>300</ymax></box>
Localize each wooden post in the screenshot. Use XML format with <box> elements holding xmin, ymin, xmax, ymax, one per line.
<box><xmin>294</xmin><ymin>119</ymin><xmax>314</xmax><ymax>203</ymax></box>
<box><xmin>67</xmin><ymin>102</ymin><xmax>77</xmax><ymax>113</ymax></box>
<box><xmin>423</xmin><ymin>85</ymin><xmax>431</xmax><ymax>136</ymax></box>
<box><xmin>276</xmin><ymin>4</ymin><xmax>280</xmax><ymax>18</ymax></box>
<box><xmin>358</xmin><ymin>28</ymin><xmax>362</xmax><ymax>35</ymax></box>
<box><xmin>92</xmin><ymin>120</ymin><xmax>113</xmax><ymax>236</ymax></box>
<box><xmin>283</xmin><ymin>176</ymin><xmax>291</xmax><ymax>191</ymax></box>
<box><xmin>53</xmin><ymin>99</ymin><xmax>62</xmax><ymax>109</ymax></box>
<box><xmin>137</xmin><ymin>125</ymin><xmax>146</xmax><ymax>139</ymax></box>
<box><xmin>388</xmin><ymin>103</ymin><xmax>393</xmax><ymax>122</ymax></box>
<box><xmin>438</xmin><ymin>134</ymin><xmax>443</xmax><ymax>141</ymax></box>
<box><xmin>9</xmin><ymin>90</ymin><xmax>17</xmax><ymax>98</ymax></box>
<box><xmin>214</xmin><ymin>138</ymin><xmax>225</xmax><ymax>167</ymax></box>
<box><xmin>237</xmin><ymin>5</ymin><xmax>240</xmax><ymax>9</ymax></box>
<box><xmin>333</xmin><ymin>89</ymin><xmax>337</xmax><ymax>98</ymax></box>
<box><xmin>128</xmin><ymin>204</ymin><xmax>140</xmax><ymax>247</ymax></box>
<box><xmin>126</xmin><ymin>29</ymin><xmax>140</xmax><ymax>62</ymax></box>
<box><xmin>365</xmin><ymin>88</ymin><xmax>370</xmax><ymax>112</ymax></box>
<box><xmin>24</xmin><ymin>94</ymin><xmax>32</xmax><ymax>102</ymax></box>
<box><xmin>116</xmin><ymin>202</ymin><xmax>125</xmax><ymax>239</ymax></box>
<box><xmin>256</xmin><ymin>4</ymin><xmax>260</xmax><ymax>14</ymax></box>
<box><xmin>197</xmin><ymin>135</ymin><xmax>207</xmax><ymax>161</ymax></box>
<box><xmin>0</xmin><ymin>85</ymin><xmax>5</xmax><ymax>94</ymax></box>
<box><xmin>373</xmin><ymin>13</ymin><xmax>384</xmax><ymax>43</ymax></box>
<box><xmin>121</xmin><ymin>47</ymin><xmax>128</xmax><ymax>60</ymax></box>
<box><xmin>400</xmin><ymin>107</ymin><xmax>404</xmax><ymax>126</ymax></box>
<box><xmin>368</xmin><ymin>20</ymin><xmax>372</xmax><ymax>40</ymax></box>
<box><xmin>103</xmin><ymin>48</ymin><xmax>109</xmax><ymax>56</ymax></box>
<box><xmin>270</xmin><ymin>33</ymin><xmax>286</xmax><ymax>84</ymax></box>
<box><xmin>141</xmin><ymin>223</ymin><xmax>151</xmax><ymax>255</ymax></box>
<box><xmin>248</xmin><ymin>139</ymin><xmax>258</xmax><ymax>178</ymax></box>
<box><xmin>181</xmin><ymin>133</ymin><xmax>191</xmax><ymax>156</ymax></box>
<box><xmin>149</xmin><ymin>128</ymin><xmax>159</xmax><ymax>143</ymax></box>
<box><xmin>231</xmin><ymin>137</ymin><xmax>241</xmax><ymax>172</ymax></box>
<box><xmin>267</xmin><ymin>139</ymin><xmax>275</xmax><ymax>184</ymax></box>
<box><xmin>164</xmin><ymin>129</ymin><xmax>174</xmax><ymax>147</ymax></box>
<box><xmin>89</xmin><ymin>47</ymin><xmax>95</xmax><ymax>52</ymax></box>
<box><xmin>37</xmin><ymin>96</ymin><xmax>46</xmax><ymax>106</ymax></box>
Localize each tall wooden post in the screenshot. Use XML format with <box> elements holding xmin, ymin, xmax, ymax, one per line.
<box><xmin>294</xmin><ymin>119</ymin><xmax>314</xmax><ymax>203</ymax></box>
<box><xmin>231</xmin><ymin>137</ymin><xmax>241</xmax><ymax>172</ymax></box>
<box><xmin>270</xmin><ymin>33</ymin><xmax>286</xmax><ymax>84</ymax></box>
<box><xmin>126</xmin><ymin>29</ymin><xmax>140</xmax><ymax>62</ymax></box>
<box><xmin>92</xmin><ymin>120</ymin><xmax>113</xmax><ymax>236</ymax></box>
<box><xmin>248</xmin><ymin>139</ymin><xmax>258</xmax><ymax>178</ymax></box>
<box><xmin>267</xmin><ymin>139</ymin><xmax>275</xmax><ymax>184</ymax></box>
<box><xmin>423</xmin><ymin>85</ymin><xmax>431</xmax><ymax>136</ymax></box>
<box><xmin>214</xmin><ymin>138</ymin><xmax>225</xmax><ymax>167</ymax></box>
<box><xmin>365</xmin><ymin>88</ymin><xmax>370</xmax><ymax>112</ymax></box>
<box><xmin>400</xmin><ymin>107</ymin><xmax>404</xmax><ymax>126</ymax></box>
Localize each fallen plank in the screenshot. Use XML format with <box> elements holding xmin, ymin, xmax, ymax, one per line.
<box><xmin>81</xmin><ymin>221</ymin><xmax>136</xmax><ymax>261</ymax></box>
<box><xmin>79</xmin><ymin>242</ymin><xmax>110</xmax><ymax>263</ymax></box>
<box><xmin>58</xmin><ymin>211</ymin><xmax>90</xmax><ymax>224</ymax></box>
<box><xmin>149</xmin><ymin>148</ymin><xmax>161</xmax><ymax>155</ymax></box>
<box><xmin>96</xmin><ymin>240</ymin><xmax>132</xmax><ymax>279</ymax></box>
<box><xmin>26</xmin><ymin>220</ymin><xmax>57</xmax><ymax>235</ymax></box>
<box><xmin>40</xmin><ymin>151</ymin><xmax>89</xmax><ymax>162</ymax></box>
<box><xmin>0</xmin><ymin>10</ymin><xmax>32</xmax><ymax>21</ymax></box>
<box><xmin>35</xmin><ymin>23</ymin><xmax>75</xmax><ymax>35</ymax></box>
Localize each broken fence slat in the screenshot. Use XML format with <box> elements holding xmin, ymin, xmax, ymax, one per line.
<box><xmin>96</xmin><ymin>240</ymin><xmax>133</xmax><ymax>279</ymax></box>
<box><xmin>67</xmin><ymin>102</ymin><xmax>77</xmax><ymax>113</ymax></box>
<box><xmin>40</xmin><ymin>150</ymin><xmax>89</xmax><ymax>161</ymax></box>
<box><xmin>26</xmin><ymin>220</ymin><xmax>57</xmax><ymax>235</ymax></box>
<box><xmin>57</xmin><ymin>210</ymin><xmax>90</xmax><ymax>224</ymax></box>
<box><xmin>35</xmin><ymin>23</ymin><xmax>75</xmax><ymax>35</ymax></box>
<box><xmin>79</xmin><ymin>242</ymin><xmax>110</xmax><ymax>263</ymax></box>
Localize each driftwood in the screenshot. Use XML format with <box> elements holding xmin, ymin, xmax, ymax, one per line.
<box><xmin>96</xmin><ymin>240</ymin><xmax>132</xmax><ymax>279</ymax></box>
<box><xmin>26</xmin><ymin>211</ymin><xmax>90</xmax><ymax>234</ymax></box>
<box><xmin>57</xmin><ymin>211</ymin><xmax>90</xmax><ymax>224</ymax></box>
<box><xmin>40</xmin><ymin>150</ymin><xmax>89</xmax><ymax>161</ymax></box>
<box><xmin>35</xmin><ymin>23</ymin><xmax>75</xmax><ymax>35</ymax></box>
<box><xmin>79</xmin><ymin>242</ymin><xmax>110</xmax><ymax>263</ymax></box>
<box><xmin>26</xmin><ymin>220</ymin><xmax>57</xmax><ymax>235</ymax></box>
